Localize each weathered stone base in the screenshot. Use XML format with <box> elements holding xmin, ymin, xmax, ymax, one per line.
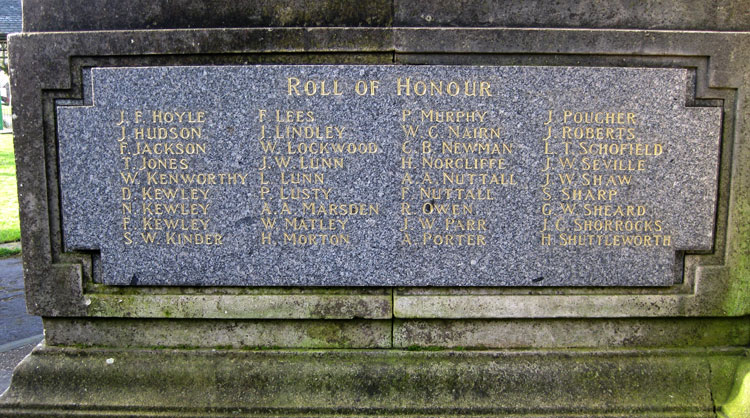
<box><xmin>2</xmin><ymin>344</ymin><xmax>747</xmax><ymax>417</ymax></box>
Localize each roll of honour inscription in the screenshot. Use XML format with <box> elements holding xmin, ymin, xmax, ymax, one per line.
<box><xmin>57</xmin><ymin>66</ymin><xmax>721</xmax><ymax>286</ymax></box>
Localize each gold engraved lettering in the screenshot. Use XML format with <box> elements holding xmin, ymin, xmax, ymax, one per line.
<box><xmin>286</xmin><ymin>141</ymin><xmax>377</xmax><ymax>154</ymax></box>
<box><xmin>132</xmin><ymin>127</ymin><xmax>203</xmax><ymax>140</ymax></box>
<box><xmin>562</xmin><ymin>111</ymin><xmax>636</xmax><ymax>125</ymax></box>
<box><xmin>441</xmin><ymin>141</ymin><xmax>511</xmax><ymax>154</ymax></box>
<box><xmin>301</xmin><ymin>202</ymin><xmax>380</xmax><ymax>216</ymax></box>
<box><xmin>165</xmin><ymin>232</ymin><xmax>223</xmax><ymax>245</ymax></box>
<box><xmin>420</xmin><ymin>110</ymin><xmax>488</xmax><ymax>123</ymax></box>
<box><xmin>354</xmin><ymin>80</ymin><xmax>380</xmax><ymax>95</ymax></box>
<box><xmin>578</xmin><ymin>142</ymin><xmax>661</xmax><ymax>156</ymax></box>
<box><xmin>274</xmin><ymin>125</ymin><xmax>345</xmax><ymax>139</ymax></box>
<box><xmin>280</xmin><ymin>171</ymin><xmax>325</xmax><ymax>185</ymax></box>
<box><xmin>283</xmin><ymin>218</ymin><xmax>348</xmax><ymax>231</ymax></box>
<box><xmin>150</xmin><ymin>110</ymin><xmax>205</xmax><ymax>124</ymax></box>
<box><xmin>422</xmin><ymin>202</ymin><xmax>474</xmax><ymax>215</ymax></box>
<box><xmin>141</xmin><ymin>217</ymin><xmax>209</xmax><ymax>230</ymax></box>
<box><xmin>420</xmin><ymin>187</ymin><xmax>494</xmax><ymax>201</ymax></box>
<box><xmin>287</xmin><ymin>78</ymin><xmax>343</xmax><ymax>96</ymax></box>
<box><xmin>444</xmin><ymin>218</ymin><xmax>487</xmax><ymax>231</ymax></box>
<box><xmin>579</xmin><ymin>158</ymin><xmax>645</xmax><ymax>171</ymax></box>
<box><xmin>145</xmin><ymin>172</ymin><xmax>247</xmax><ymax>185</ymax></box>
<box><xmin>397</xmin><ymin>78</ymin><xmax>492</xmax><ymax>97</ymax></box>
<box><xmin>441</xmin><ymin>173</ymin><xmax>514</xmax><ymax>185</ymax></box>
<box><xmin>572</xmin><ymin>218</ymin><xmax>662</xmax><ymax>232</ymax></box>
<box><xmin>422</xmin><ymin>233</ymin><xmax>486</xmax><ymax>246</ymax></box>
<box><xmin>562</xmin><ymin>126</ymin><xmax>636</xmax><ymax>140</ymax></box>
<box><xmin>283</xmin><ymin>233</ymin><xmax>350</xmax><ymax>245</ymax></box>
<box><xmin>446</xmin><ymin>126</ymin><xmax>501</xmax><ymax>139</ymax></box>
<box><xmin>557</xmin><ymin>233</ymin><xmax>670</xmax><ymax>247</ymax></box>
<box><xmin>133</xmin><ymin>142</ymin><xmax>206</xmax><ymax>155</ymax></box>
<box><xmin>298</xmin><ymin>157</ymin><xmax>345</xmax><ymax>170</ymax></box>
<box><xmin>274</xmin><ymin>110</ymin><xmax>315</xmax><ymax>122</ymax></box>
<box><xmin>580</xmin><ymin>174</ymin><xmax>632</xmax><ymax>186</ymax></box>
<box><xmin>279</xmin><ymin>186</ymin><xmax>331</xmax><ymax>200</ymax></box>
<box><xmin>422</xmin><ymin>157</ymin><xmax>510</xmax><ymax>171</ymax></box>
<box><xmin>139</xmin><ymin>187</ymin><xmax>209</xmax><ymax>200</ymax></box>
<box><xmin>560</xmin><ymin>188</ymin><xmax>618</xmax><ymax>201</ymax></box>
<box><xmin>138</xmin><ymin>157</ymin><xmax>189</xmax><ymax>170</ymax></box>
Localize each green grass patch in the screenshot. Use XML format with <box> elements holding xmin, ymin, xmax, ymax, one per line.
<box><xmin>0</xmin><ymin>247</ymin><xmax>21</xmax><ymax>257</ymax></box>
<box><xmin>0</xmin><ymin>133</ymin><xmax>20</xmax><ymax>243</ymax></box>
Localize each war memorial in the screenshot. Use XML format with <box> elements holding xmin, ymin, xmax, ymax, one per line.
<box><xmin>1</xmin><ymin>0</ymin><xmax>750</xmax><ymax>416</ymax></box>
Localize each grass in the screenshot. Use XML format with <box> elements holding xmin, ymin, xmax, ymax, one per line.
<box><xmin>0</xmin><ymin>247</ymin><xmax>19</xmax><ymax>257</ymax></box>
<box><xmin>0</xmin><ymin>132</ymin><xmax>21</xmax><ymax>250</ymax></box>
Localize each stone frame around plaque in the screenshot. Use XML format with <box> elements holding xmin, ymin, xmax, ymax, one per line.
<box><xmin>9</xmin><ymin>28</ymin><xmax>749</xmax><ymax>340</ymax></box>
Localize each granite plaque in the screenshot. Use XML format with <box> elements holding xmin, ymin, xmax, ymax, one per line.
<box><xmin>57</xmin><ymin>65</ymin><xmax>721</xmax><ymax>286</ymax></box>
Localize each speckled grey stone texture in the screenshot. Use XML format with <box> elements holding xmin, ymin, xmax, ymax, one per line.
<box><xmin>57</xmin><ymin>65</ymin><xmax>721</xmax><ymax>286</ymax></box>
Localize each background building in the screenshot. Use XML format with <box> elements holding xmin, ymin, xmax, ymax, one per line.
<box><xmin>0</xmin><ymin>0</ymin><xmax>20</xmax><ymax>112</ymax></box>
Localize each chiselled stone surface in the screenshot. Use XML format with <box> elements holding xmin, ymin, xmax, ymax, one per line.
<box><xmin>57</xmin><ymin>65</ymin><xmax>721</xmax><ymax>286</ymax></box>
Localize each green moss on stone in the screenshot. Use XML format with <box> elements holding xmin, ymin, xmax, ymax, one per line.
<box><xmin>213</xmin><ymin>345</ymin><xmax>233</xmax><ymax>350</ymax></box>
<box><xmin>718</xmin><ymin>359</ymin><xmax>750</xmax><ymax>417</ymax></box>
<box><xmin>725</xmin><ymin>195</ymin><xmax>750</xmax><ymax>315</ymax></box>
<box><xmin>173</xmin><ymin>344</ymin><xmax>200</xmax><ymax>350</ymax></box>
<box><xmin>305</xmin><ymin>323</ymin><xmax>353</xmax><ymax>347</ymax></box>
<box><xmin>405</xmin><ymin>345</ymin><xmax>445</xmax><ymax>351</ymax></box>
